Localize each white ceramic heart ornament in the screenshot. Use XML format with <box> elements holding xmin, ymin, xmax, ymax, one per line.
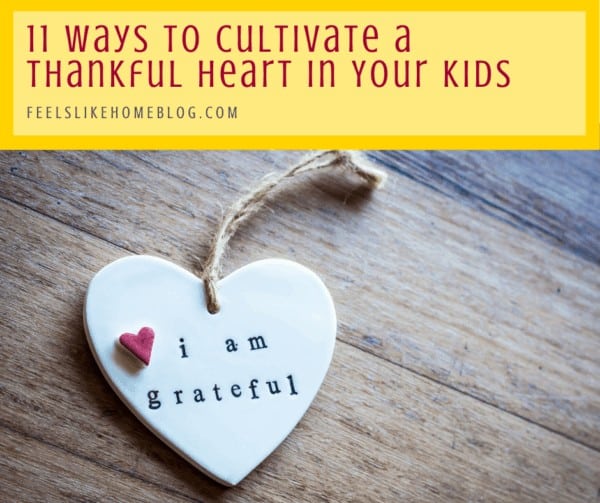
<box><xmin>84</xmin><ymin>255</ymin><xmax>336</xmax><ymax>486</ymax></box>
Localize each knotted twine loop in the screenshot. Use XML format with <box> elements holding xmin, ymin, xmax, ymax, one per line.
<box><xmin>201</xmin><ymin>150</ymin><xmax>387</xmax><ymax>314</ymax></box>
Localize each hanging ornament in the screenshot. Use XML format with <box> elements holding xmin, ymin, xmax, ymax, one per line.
<box><xmin>84</xmin><ymin>150</ymin><xmax>386</xmax><ymax>486</ymax></box>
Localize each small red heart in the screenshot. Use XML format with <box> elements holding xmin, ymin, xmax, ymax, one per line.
<box><xmin>119</xmin><ymin>327</ymin><xmax>155</xmax><ymax>366</ymax></box>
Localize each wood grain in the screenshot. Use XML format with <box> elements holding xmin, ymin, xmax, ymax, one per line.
<box><xmin>1</xmin><ymin>150</ymin><xmax>599</xmax><ymax>502</ymax></box>
<box><xmin>369</xmin><ymin>151</ymin><xmax>600</xmax><ymax>264</ymax></box>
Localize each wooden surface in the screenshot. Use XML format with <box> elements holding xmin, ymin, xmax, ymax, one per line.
<box><xmin>1</xmin><ymin>150</ymin><xmax>599</xmax><ymax>502</ymax></box>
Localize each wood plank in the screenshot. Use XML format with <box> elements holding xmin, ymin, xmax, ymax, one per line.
<box><xmin>1</xmin><ymin>150</ymin><xmax>598</xmax><ymax>450</ymax></box>
<box><xmin>369</xmin><ymin>150</ymin><xmax>600</xmax><ymax>264</ymax></box>
<box><xmin>1</xmin><ymin>196</ymin><xmax>599</xmax><ymax>501</ymax></box>
<box><xmin>1</xmin><ymin>425</ymin><xmax>198</xmax><ymax>502</ymax></box>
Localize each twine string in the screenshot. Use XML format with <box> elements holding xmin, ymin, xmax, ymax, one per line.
<box><xmin>202</xmin><ymin>150</ymin><xmax>386</xmax><ymax>314</ymax></box>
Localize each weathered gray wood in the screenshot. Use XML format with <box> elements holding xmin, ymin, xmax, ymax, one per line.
<box><xmin>1</xmin><ymin>151</ymin><xmax>599</xmax><ymax>501</ymax></box>
<box><xmin>369</xmin><ymin>150</ymin><xmax>600</xmax><ymax>263</ymax></box>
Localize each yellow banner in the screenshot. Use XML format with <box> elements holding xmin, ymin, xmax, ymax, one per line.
<box><xmin>2</xmin><ymin>1</ymin><xmax>598</xmax><ymax>149</ymax></box>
